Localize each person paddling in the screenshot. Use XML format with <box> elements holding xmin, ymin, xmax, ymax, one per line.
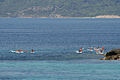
<box><xmin>90</xmin><ymin>48</ymin><xmax>93</xmax><ymax>51</ymax></box>
<box><xmin>97</xmin><ymin>46</ymin><xmax>100</xmax><ymax>49</ymax></box>
<box><xmin>79</xmin><ymin>48</ymin><xmax>82</xmax><ymax>53</ymax></box>
<box><xmin>25</xmin><ymin>51</ymin><xmax>27</xmax><ymax>53</ymax></box>
<box><xmin>32</xmin><ymin>49</ymin><xmax>34</xmax><ymax>52</ymax></box>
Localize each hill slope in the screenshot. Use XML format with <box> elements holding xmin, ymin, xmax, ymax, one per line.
<box><xmin>0</xmin><ymin>0</ymin><xmax>120</xmax><ymax>17</ymax></box>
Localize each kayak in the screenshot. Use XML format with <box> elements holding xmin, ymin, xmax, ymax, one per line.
<box><xmin>9</xmin><ymin>50</ymin><xmax>16</xmax><ymax>53</ymax></box>
<box><xmin>76</xmin><ymin>50</ymin><xmax>82</xmax><ymax>53</ymax></box>
<box><xmin>96</xmin><ymin>49</ymin><xmax>104</xmax><ymax>54</ymax></box>
<box><xmin>30</xmin><ymin>52</ymin><xmax>35</xmax><ymax>53</ymax></box>
<box><xmin>10</xmin><ymin>50</ymin><xmax>24</xmax><ymax>53</ymax></box>
<box><xmin>9</xmin><ymin>50</ymin><xmax>35</xmax><ymax>53</ymax></box>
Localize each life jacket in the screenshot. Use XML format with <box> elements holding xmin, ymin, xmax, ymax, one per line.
<box><xmin>90</xmin><ymin>48</ymin><xmax>92</xmax><ymax>50</ymax></box>
<box><xmin>80</xmin><ymin>48</ymin><xmax>82</xmax><ymax>52</ymax></box>
<box><xmin>102</xmin><ymin>47</ymin><xmax>104</xmax><ymax>50</ymax></box>
<box><xmin>96</xmin><ymin>50</ymin><xmax>98</xmax><ymax>52</ymax></box>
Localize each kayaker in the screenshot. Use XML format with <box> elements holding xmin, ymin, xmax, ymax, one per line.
<box><xmin>90</xmin><ymin>48</ymin><xmax>93</xmax><ymax>51</ymax></box>
<box><xmin>32</xmin><ymin>49</ymin><xmax>34</xmax><ymax>52</ymax></box>
<box><xmin>97</xmin><ymin>46</ymin><xmax>100</xmax><ymax>49</ymax></box>
<box><xmin>25</xmin><ymin>51</ymin><xmax>27</xmax><ymax>53</ymax></box>
<box><xmin>79</xmin><ymin>48</ymin><xmax>82</xmax><ymax>52</ymax></box>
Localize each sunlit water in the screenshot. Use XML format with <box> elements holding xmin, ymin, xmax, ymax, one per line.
<box><xmin>0</xmin><ymin>18</ymin><xmax>120</xmax><ymax>80</ymax></box>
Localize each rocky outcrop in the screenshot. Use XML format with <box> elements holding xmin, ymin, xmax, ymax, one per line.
<box><xmin>100</xmin><ymin>49</ymin><xmax>120</xmax><ymax>60</ymax></box>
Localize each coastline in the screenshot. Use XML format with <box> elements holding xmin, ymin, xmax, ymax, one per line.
<box><xmin>1</xmin><ymin>15</ymin><xmax>120</xmax><ymax>19</ymax></box>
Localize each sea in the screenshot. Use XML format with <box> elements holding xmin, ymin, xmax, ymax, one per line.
<box><xmin>0</xmin><ymin>18</ymin><xmax>120</xmax><ymax>80</ymax></box>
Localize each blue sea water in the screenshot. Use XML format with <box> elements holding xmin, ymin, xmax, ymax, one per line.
<box><xmin>0</xmin><ymin>18</ymin><xmax>120</xmax><ymax>80</ymax></box>
<box><xmin>0</xmin><ymin>60</ymin><xmax>120</xmax><ymax>80</ymax></box>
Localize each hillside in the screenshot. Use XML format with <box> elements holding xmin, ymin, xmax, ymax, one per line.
<box><xmin>0</xmin><ymin>0</ymin><xmax>120</xmax><ymax>18</ymax></box>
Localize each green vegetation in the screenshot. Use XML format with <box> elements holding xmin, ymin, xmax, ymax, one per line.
<box><xmin>0</xmin><ymin>0</ymin><xmax>120</xmax><ymax>17</ymax></box>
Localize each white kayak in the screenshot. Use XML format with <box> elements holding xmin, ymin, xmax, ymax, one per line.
<box><xmin>9</xmin><ymin>50</ymin><xmax>35</xmax><ymax>53</ymax></box>
<box><xmin>9</xmin><ymin>50</ymin><xmax>16</xmax><ymax>53</ymax></box>
<box><xmin>76</xmin><ymin>50</ymin><xmax>82</xmax><ymax>54</ymax></box>
<box><xmin>30</xmin><ymin>52</ymin><xmax>35</xmax><ymax>53</ymax></box>
<box><xmin>97</xmin><ymin>51</ymin><xmax>104</xmax><ymax>54</ymax></box>
<box><xmin>10</xmin><ymin>50</ymin><xmax>24</xmax><ymax>53</ymax></box>
<box><xmin>96</xmin><ymin>50</ymin><xmax>104</xmax><ymax>54</ymax></box>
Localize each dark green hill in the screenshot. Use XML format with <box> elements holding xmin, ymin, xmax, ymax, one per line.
<box><xmin>0</xmin><ymin>0</ymin><xmax>120</xmax><ymax>17</ymax></box>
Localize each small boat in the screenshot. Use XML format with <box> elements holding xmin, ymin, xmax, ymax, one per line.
<box><xmin>96</xmin><ymin>49</ymin><xmax>104</xmax><ymax>55</ymax></box>
<box><xmin>29</xmin><ymin>51</ymin><xmax>35</xmax><ymax>53</ymax></box>
<box><xmin>10</xmin><ymin>50</ymin><xmax>24</xmax><ymax>53</ymax></box>
<box><xmin>10</xmin><ymin>50</ymin><xmax>35</xmax><ymax>54</ymax></box>
<box><xmin>16</xmin><ymin>51</ymin><xmax>24</xmax><ymax>53</ymax></box>
<box><xmin>9</xmin><ymin>50</ymin><xmax>16</xmax><ymax>53</ymax></box>
<box><xmin>76</xmin><ymin>50</ymin><xmax>82</xmax><ymax>54</ymax></box>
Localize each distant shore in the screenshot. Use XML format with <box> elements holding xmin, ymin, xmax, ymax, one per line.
<box><xmin>1</xmin><ymin>15</ymin><xmax>120</xmax><ymax>19</ymax></box>
<box><xmin>56</xmin><ymin>15</ymin><xmax>120</xmax><ymax>19</ymax></box>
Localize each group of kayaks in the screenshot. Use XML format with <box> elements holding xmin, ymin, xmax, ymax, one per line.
<box><xmin>76</xmin><ymin>47</ymin><xmax>105</xmax><ymax>54</ymax></box>
<box><xmin>9</xmin><ymin>49</ymin><xmax>35</xmax><ymax>54</ymax></box>
<box><xmin>9</xmin><ymin>47</ymin><xmax>105</xmax><ymax>55</ymax></box>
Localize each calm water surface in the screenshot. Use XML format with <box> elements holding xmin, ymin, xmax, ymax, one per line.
<box><xmin>0</xmin><ymin>18</ymin><xmax>120</xmax><ymax>80</ymax></box>
<box><xmin>0</xmin><ymin>60</ymin><xmax>120</xmax><ymax>80</ymax></box>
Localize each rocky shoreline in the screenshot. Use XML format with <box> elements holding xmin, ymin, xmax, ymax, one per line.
<box><xmin>100</xmin><ymin>49</ymin><xmax>120</xmax><ymax>60</ymax></box>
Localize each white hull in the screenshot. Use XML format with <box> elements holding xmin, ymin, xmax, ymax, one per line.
<box><xmin>76</xmin><ymin>51</ymin><xmax>82</xmax><ymax>53</ymax></box>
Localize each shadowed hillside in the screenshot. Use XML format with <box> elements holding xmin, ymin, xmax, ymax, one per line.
<box><xmin>0</xmin><ymin>0</ymin><xmax>120</xmax><ymax>17</ymax></box>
